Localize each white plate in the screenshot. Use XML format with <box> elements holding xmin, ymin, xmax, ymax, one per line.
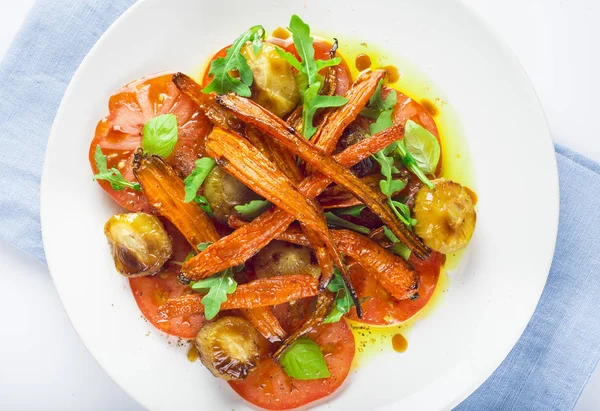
<box><xmin>40</xmin><ymin>0</ymin><xmax>558</xmax><ymax>410</ymax></box>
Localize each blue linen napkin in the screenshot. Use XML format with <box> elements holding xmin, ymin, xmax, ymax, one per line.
<box><xmin>1</xmin><ymin>1</ymin><xmax>599</xmax><ymax>410</ymax></box>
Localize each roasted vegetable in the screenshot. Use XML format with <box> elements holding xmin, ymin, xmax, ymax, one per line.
<box><xmin>104</xmin><ymin>213</ymin><xmax>172</xmax><ymax>277</ymax></box>
<box><xmin>413</xmin><ymin>179</ymin><xmax>476</xmax><ymax>254</ymax></box>
<box><xmin>195</xmin><ymin>316</ymin><xmax>261</xmax><ymax>380</ymax></box>
<box><xmin>158</xmin><ymin>274</ymin><xmax>320</xmax><ymax>319</ymax></box>
<box><xmin>178</xmin><ymin>123</ymin><xmax>404</xmax><ymax>282</ymax></box>
<box><xmin>203</xmin><ymin>165</ymin><xmax>261</xmax><ymax>224</ymax></box>
<box><xmin>252</xmin><ymin>240</ymin><xmax>320</xmax><ymax>279</ymax></box>
<box><xmin>240</xmin><ymin>307</ymin><xmax>287</xmax><ymax>343</ymax></box>
<box><xmin>215</xmin><ymin>93</ymin><xmax>431</xmax><ymax>260</ymax></box>
<box><xmin>241</xmin><ymin>42</ymin><xmax>299</xmax><ymax>118</ymax></box>
<box><xmin>336</xmin><ymin>121</ymin><xmax>376</xmax><ymax>177</ymax></box>
<box><xmin>132</xmin><ymin>152</ymin><xmax>220</xmax><ymax>251</ymax></box>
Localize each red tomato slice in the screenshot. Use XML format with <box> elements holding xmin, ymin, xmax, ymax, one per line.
<box><xmin>229</xmin><ymin>320</ymin><xmax>355</xmax><ymax>410</ymax></box>
<box><xmin>349</xmin><ymin>252</ymin><xmax>443</xmax><ymax>325</ymax></box>
<box><xmin>129</xmin><ymin>219</ymin><xmax>205</xmax><ymax>338</ymax></box>
<box><xmin>89</xmin><ymin>73</ymin><xmax>212</xmax><ymax>212</ymax></box>
<box><xmin>202</xmin><ymin>39</ymin><xmax>352</xmax><ymax>96</ymax></box>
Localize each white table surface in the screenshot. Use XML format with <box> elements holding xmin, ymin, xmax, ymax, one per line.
<box><xmin>1</xmin><ymin>0</ymin><xmax>599</xmax><ymax>409</ymax></box>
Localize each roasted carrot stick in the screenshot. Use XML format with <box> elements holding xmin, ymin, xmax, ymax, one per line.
<box><xmin>171</xmin><ymin>72</ymin><xmax>243</xmax><ymax>132</ymax></box>
<box><xmin>276</xmin><ymin>227</ymin><xmax>419</xmax><ymax>301</ymax></box>
<box><xmin>132</xmin><ymin>152</ymin><xmax>220</xmax><ymax>251</ymax></box>
<box><xmin>179</xmin><ymin>124</ymin><xmax>403</xmax><ymax>281</ymax></box>
<box><xmin>310</xmin><ymin>69</ymin><xmax>386</xmax><ymax>155</ymax></box>
<box><xmin>273</xmin><ymin>291</ymin><xmax>335</xmax><ymax>359</ymax></box>
<box><xmin>245</xmin><ymin>127</ymin><xmax>336</xmax><ymax>287</ymax></box>
<box><xmin>240</xmin><ymin>307</ymin><xmax>287</xmax><ymax>343</ymax></box>
<box><xmin>200</xmin><ymin>126</ymin><xmax>346</xmax><ymax>278</ymax></box>
<box><xmin>317</xmin><ymin>174</ymin><xmax>394</xmax><ymax>209</ymax></box>
<box><xmin>158</xmin><ymin>275</ymin><xmax>319</xmax><ymax>319</ymax></box>
<box><xmin>216</xmin><ymin>94</ymin><xmax>431</xmax><ymax>260</ymax></box>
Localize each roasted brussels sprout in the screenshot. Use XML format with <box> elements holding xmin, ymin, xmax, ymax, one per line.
<box><xmin>241</xmin><ymin>42</ymin><xmax>300</xmax><ymax>118</ymax></box>
<box><xmin>336</xmin><ymin>122</ymin><xmax>376</xmax><ymax>177</ymax></box>
<box><xmin>195</xmin><ymin>316</ymin><xmax>261</xmax><ymax>380</ymax></box>
<box><xmin>413</xmin><ymin>179</ymin><xmax>476</xmax><ymax>254</ymax></box>
<box><xmin>202</xmin><ymin>165</ymin><xmax>261</xmax><ymax>224</ymax></box>
<box><xmin>252</xmin><ymin>240</ymin><xmax>320</xmax><ymax>279</ymax></box>
<box><xmin>104</xmin><ymin>213</ymin><xmax>172</xmax><ymax>277</ymax></box>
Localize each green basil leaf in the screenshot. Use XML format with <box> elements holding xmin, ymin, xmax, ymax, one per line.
<box><xmin>325</xmin><ymin>212</ymin><xmax>370</xmax><ymax>235</ymax></box>
<box><xmin>234</xmin><ymin>199</ymin><xmax>272</xmax><ymax>219</ymax></box>
<box><xmin>191</xmin><ymin>269</ymin><xmax>237</xmax><ymax>320</ymax></box>
<box><xmin>142</xmin><ymin>114</ymin><xmax>178</xmax><ymax>158</ymax></box>
<box><xmin>403</xmin><ymin>120</ymin><xmax>440</xmax><ymax>175</ymax></box>
<box><xmin>92</xmin><ymin>146</ymin><xmax>141</xmax><ymax>192</ymax></box>
<box><xmin>184</xmin><ymin>157</ymin><xmax>216</xmax><ymax>202</ymax></box>
<box><xmin>197</xmin><ymin>242</ymin><xmax>212</xmax><ymax>252</ymax></box>
<box><xmin>334</xmin><ymin>204</ymin><xmax>366</xmax><ymax>218</ymax></box>
<box><xmin>279</xmin><ymin>337</ymin><xmax>331</xmax><ymax>380</ymax></box>
<box><xmin>202</xmin><ymin>25</ymin><xmax>265</xmax><ymax>97</ymax></box>
<box><xmin>395</xmin><ymin>140</ymin><xmax>434</xmax><ymax>189</ymax></box>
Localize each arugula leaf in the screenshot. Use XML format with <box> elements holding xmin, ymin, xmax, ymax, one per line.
<box><xmin>323</xmin><ymin>269</ymin><xmax>356</xmax><ymax>323</ymax></box>
<box><xmin>202</xmin><ymin>25</ymin><xmax>265</xmax><ymax>97</ymax></box>
<box><xmin>325</xmin><ymin>212</ymin><xmax>370</xmax><ymax>235</ymax></box>
<box><xmin>280</xmin><ymin>15</ymin><xmax>347</xmax><ymax>138</ymax></box>
<box><xmin>191</xmin><ymin>268</ymin><xmax>237</xmax><ymax>320</ymax></box>
<box><xmin>361</xmin><ymin>80</ymin><xmax>398</xmax><ymax>120</ymax></box>
<box><xmin>302</xmin><ymin>83</ymin><xmax>347</xmax><ymax>138</ymax></box>
<box><xmin>234</xmin><ymin>199</ymin><xmax>271</xmax><ymax>219</ymax></box>
<box><xmin>334</xmin><ymin>204</ymin><xmax>366</xmax><ymax>218</ymax></box>
<box><xmin>141</xmin><ymin>114</ymin><xmax>178</xmax><ymax>158</ymax></box>
<box><xmin>197</xmin><ymin>242</ymin><xmax>212</xmax><ymax>252</ymax></box>
<box><xmin>402</xmin><ymin>120</ymin><xmax>441</xmax><ymax>175</ymax></box>
<box><xmin>184</xmin><ymin>157</ymin><xmax>216</xmax><ymax>202</ymax></box>
<box><xmin>383</xmin><ymin>226</ymin><xmax>411</xmax><ymax>260</ymax></box>
<box><xmin>193</xmin><ymin>195</ymin><xmax>212</xmax><ymax>215</ymax></box>
<box><xmin>92</xmin><ymin>146</ymin><xmax>141</xmax><ymax>192</ymax></box>
<box><xmin>279</xmin><ymin>337</ymin><xmax>330</xmax><ymax>380</ymax></box>
<box><xmin>369</xmin><ymin>110</ymin><xmax>394</xmax><ymax>135</ymax></box>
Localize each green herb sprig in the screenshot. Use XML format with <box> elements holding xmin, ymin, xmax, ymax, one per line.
<box><xmin>202</xmin><ymin>25</ymin><xmax>265</xmax><ymax>97</ymax></box>
<box><xmin>276</xmin><ymin>15</ymin><xmax>348</xmax><ymax>138</ymax></box>
<box><xmin>234</xmin><ymin>199</ymin><xmax>272</xmax><ymax>219</ymax></box>
<box><xmin>142</xmin><ymin>114</ymin><xmax>179</xmax><ymax>158</ymax></box>
<box><xmin>92</xmin><ymin>146</ymin><xmax>141</xmax><ymax>192</ymax></box>
<box><xmin>279</xmin><ymin>337</ymin><xmax>330</xmax><ymax>380</ymax></box>
<box><xmin>323</xmin><ymin>269</ymin><xmax>359</xmax><ymax>323</ymax></box>
<box><xmin>191</xmin><ymin>268</ymin><xmax>237</xmax><ymax>320</ymax></box>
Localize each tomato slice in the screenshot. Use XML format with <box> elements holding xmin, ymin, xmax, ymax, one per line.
<box><xmin>89</xmin><ymin>73</ymin><xmax>212</xmax><ymax>212</ymax></box>
<box><xmin>348</xmin><ymin>252</ymin><xmax>443</xmax><ymax>325</ymax></box>
<box><xmin>229</xmin><ymin>320</ymin><xmax>355</xmax><ymax>410</ymax></box>
<box><xmin>202</xmin><ymin>38</ymin><xmax>352</xmax><ymax>96</ymax></box>
<box><xmin>129</xmin><ymin>220</ymin><xmax>206</xmax><ymax>338</ymax></box>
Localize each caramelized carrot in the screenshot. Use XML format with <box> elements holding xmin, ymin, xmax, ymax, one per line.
<box><xmin>240</xmin><ymin>307</ymin><xmax>288</xmax><ymax>343</ymax></box>
<box><xmin>278</xmin><ymin>227</ymin><xmax>419</xmax><ymax>301</ymax></box>
<box><xmin>273</xmin><ymin>291</ymin><xmax>336</xmax><ymax>359</ymax></box>
<box><xmin>216</xmin><ymin>94</ymin><xmax>431</xmax><ymax>259</ymax></box>
<box><xmin>318</xmin><ymin>174</ymin><xmax>391</xmax><ymax>209</ymax></box>
<box><xmin>179</xmin><ymin>125</ymin><xmax>404</xmax><ymax>281</ymax></box>
<box><xmin>158</xmin><ymin>275</ymin><xmax>319</xmax><ymax>319</ymax></box>
<box><xmin>132</xmin><ymin>152</ymin><xmax>220</xmax><ymax>251</ymax></box>
<box><xmin>245</xmin><ymin>127</ymin><xmax>336</xmax><ymax>288</ymax></box>
<box><xmin>310</xmin><ymin>69</ymin><xmax>386</xmax><ymax>155</ymax></box>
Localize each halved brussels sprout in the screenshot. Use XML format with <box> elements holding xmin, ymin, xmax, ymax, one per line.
<box><xmin>413</xmin><ymin>179</ymin><xmax>476</xmax><ymax>254</ymax></box>
<box><xmin>241</xmin><ymin>42</ymin><xmax>300</xmax><ymax>118</ymax></box>
<box><xmin>104</xmin><ymin>213</ymin><xmax>172</xmax><ymax>277</ymax></box>
<box><xmin>252</xmin><ymin>240</ymin><xmax>320</xmax><ymax>279</ymax></box>
<box><xmin>195</xmin><ymin>316</ymin><xmax>261</xmax><ymax>380</ymax></box>
<box><xmin>202</xmin><ymin>165</ymin><xmax>261</xmax><ymax>224</ymax></box>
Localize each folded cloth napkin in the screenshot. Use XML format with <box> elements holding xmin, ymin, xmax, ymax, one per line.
<box><xmin>1</xmin><ymin>1</ymin><xmax>599</xmax><ymax>410</ymax></box>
